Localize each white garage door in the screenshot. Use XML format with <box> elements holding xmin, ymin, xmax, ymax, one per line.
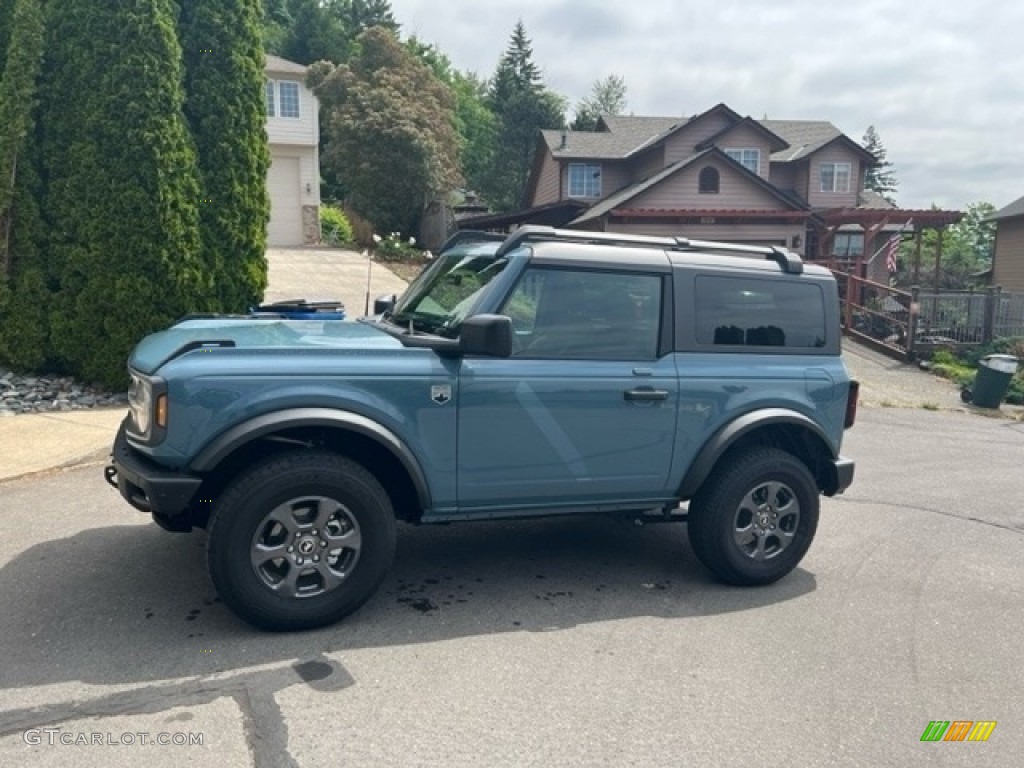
<box><xmin>267</xmin><ymin>156</ymin><xmax>303</xmax><ymax>246</ymax></box>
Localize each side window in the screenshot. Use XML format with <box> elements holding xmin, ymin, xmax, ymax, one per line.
<box><xmin>695</xmin><ymin>276</ymin><xmax>827</xmax><ymax>349</ymax></box>
<box><xmin>501</xmin><ymin>268</ymin><xmax>662</xmax><ymax>360</ymax></box>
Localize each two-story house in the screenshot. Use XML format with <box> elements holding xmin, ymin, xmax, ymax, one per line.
<box><xmin>518</xmin><ymin>103</ymin><xmax>958</xmax><ymax>284</ymax></box>
<box><xmin>265</xmin><ymin>55</ymin><xmax>320</xmax><ymax>246</ymax></box>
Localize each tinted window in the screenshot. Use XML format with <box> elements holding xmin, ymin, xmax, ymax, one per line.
<box><xmin>502</xmin><ymin>268</ymin><xmax>662</xmax><ymax>360</ymax></box>
<box><xmin>695</xmin><ymin>276</ymin><xmax>826</xmax><ymax>349</ymax></box>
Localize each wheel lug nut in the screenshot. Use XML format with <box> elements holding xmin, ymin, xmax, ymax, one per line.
<box><xmin>313</xmin><ymin>556</ymin><xmax>320</xmax><ymax>563</ymax></box>
<box><xmin>320</xmin><ymin>540</ymin><xmax>327</xmax><ymax>547</ymax></box>
<box><xmin>296</xmin><ymin>558</ymin><xmax>304</xmax><ymax>565</ymax></box>
<box><xmin>287</xmin><ymin>546</ymin><xmax>294</xmax><ymax>553</ymax></box>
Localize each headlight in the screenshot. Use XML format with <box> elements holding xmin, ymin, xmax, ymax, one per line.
<box><xmin>127</xmin><ymin>372</ymin><xmax>167</xmax><ymax>442</ymax></box>
<box><xmin>128</xmin><ymin>373</ymin><xmax>153</xmax><ymax>435</ymax></box>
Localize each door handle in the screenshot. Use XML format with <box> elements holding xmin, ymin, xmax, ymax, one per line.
<box><xmin>624</xmin><ymin>388</ymin><xmax>669</xmax><ymax>402</ymax></box>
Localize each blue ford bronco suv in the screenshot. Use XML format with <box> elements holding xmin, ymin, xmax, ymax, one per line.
<box><xmin>107</xmin><ymin>226</ymin><xmax>857</xmax><ymax>631</ymax></box>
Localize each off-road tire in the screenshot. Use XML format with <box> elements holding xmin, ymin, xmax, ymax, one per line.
<box><xmin>207</xmin><ymin>450</ymin><xmax>396</xmax><ymax>631</ymax></box>
<box><xmin>687</xmin><ymin>447</ymin><xmax>819</xmax><ymax>586</ymax></box>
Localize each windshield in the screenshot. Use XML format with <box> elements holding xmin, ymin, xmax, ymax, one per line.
<box><xmin>389</xmin><ymin>251</ymin><xmax>509</xmax><ymax>337</ymax></box>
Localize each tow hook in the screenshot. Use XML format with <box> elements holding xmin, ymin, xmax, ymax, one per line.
<box><xmin>104</xmin><ymin>464</ymin><xmax>118</xmax><ymax>489</ymax></box>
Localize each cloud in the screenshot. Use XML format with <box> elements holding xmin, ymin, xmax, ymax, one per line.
<box><xmin>389</xmin><ymin>0</ymin><xmax>1024</xmax><ymax>209</ymax></box>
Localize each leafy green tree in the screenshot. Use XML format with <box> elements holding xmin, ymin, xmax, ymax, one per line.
<box><xmin>481</xmin><ymin>21</ymin><xmax>565</xmax><ymax>211</ymax></box>
<box><xmin>179</xmin><ymin>0</ymin><xmax>270</xmax><ymax>311</ymax></box>
<box><xmin>892</xmin><ymin>203</ymin><xmax>995</xmax><ymax>290</ymax></box>
<box><xmin>571</xmin><ymin>74</ymin><xmax>627</xmax><ymax>131</ymax></box>
<box><xmin>260</xmin><ymin>0</ymin><xmax>291</xmax><ymax>54</ymax></box>
<box><xmin>280</xmin><ymin>0</ymin><xmax>398</xmax><ymax>65</ymax></box>
<box><xmin>0</xmin><ymin>0</ymin><xmax>43</xmax><ymax>277</ymax></box>
<box><xmin>0</xmin><ymin>0</ymin><xmax>15</xmax><ymax>72</ymax></box>
<box><xmin>309</xmin><ymin>26</ymin><xmax>460</xmax><ymax>236</ymax></box>
<box><xmin>406</xmin><ymin>37</ymin><xmax>496</xmax><ymax>197</ymax></box>
<box><xmin>30</xmin><ymin>0</ymin><xmax>205</xmax><ymax>387</ymax></box>
<box><xmin>862</xmin><ymin>125</ymin><xmax>898</xmax><ymax>204</ymax></box>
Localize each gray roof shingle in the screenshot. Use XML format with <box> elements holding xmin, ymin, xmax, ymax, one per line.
<box><xmin>990</xmin><ymin>194</ymin><xmax>1024</xmax><ymax>220</ymax></box>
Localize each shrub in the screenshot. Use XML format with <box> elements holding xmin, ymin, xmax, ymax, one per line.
<box><xmin>320</xmin><ymin>205</ymin><xmax>354</xmax><ymax>246</ymax></box>
<box><xmin>372</xmin><ymin>232</ymin><xmax>426</xmax><ymax>262</ymax></box>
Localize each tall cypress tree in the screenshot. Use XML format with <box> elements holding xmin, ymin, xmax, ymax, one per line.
<box><xmin>0</xmin><ymin>0</ymin><xmax>47</xmax><ymax>369</ymax></box>
<box><xmin>38</xmin><ymin>0</ymin><xmax>204</xmax><ymax>387</ymax></box>
<box><xmin>180</xmin><ymin>0</ymin><xmax>270</xmax><ymax>311</ymax></box>
<box><xmin>0</xmin><ymin>0</ymin><xmax>43</xmax><ymax>277</ymax></box>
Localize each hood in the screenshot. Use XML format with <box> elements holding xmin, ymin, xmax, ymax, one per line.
<box><xmin>129</xmin><ymin>318</ymin><xmax>402</xmax><ymax>375</ymax></box>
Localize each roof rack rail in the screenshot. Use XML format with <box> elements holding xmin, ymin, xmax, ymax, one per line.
<box><xmin>495</xmin><ymin>225</ymin><xmax>803</xmax><ymax>274</ymax></box>
<box><xmin>438</xmin><ymin>229</ymin><xmax>508</xmax><ymax>253</ymax></box>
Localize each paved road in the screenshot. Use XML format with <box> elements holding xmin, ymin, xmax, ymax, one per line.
<box><xmin>1</xmin><ymin>406</ymin><xmax>1022</xmax><ymax>766</ymax></box>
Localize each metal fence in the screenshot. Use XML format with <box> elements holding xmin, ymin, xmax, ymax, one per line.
<box><xmin>831</xmin><ymin>272</ymin><xmax>1024</xmax><ymax>359</ymax></box>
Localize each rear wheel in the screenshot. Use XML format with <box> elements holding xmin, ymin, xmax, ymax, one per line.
<box><xmin>207</xmin><ymin>451</ymin><xmax>396</xmax><ymax>631</ymax></box>
<box><xmin>687</xmin><ymin>447</ymin><xmax>819</xmax><ymax>586</ymax></box>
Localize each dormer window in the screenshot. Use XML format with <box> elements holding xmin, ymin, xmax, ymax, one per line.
<box><xmin>820</xmin><ymin>162</ymin><xmax>851</xmax><ymax>193</ymax></box>
<box><xmin>698</xmin><ymin>166</ymin><xmax>720</xmax><ymax>194</ymax></box>
<box><xmin>265</xmin><ymin>80</ymin><xmax>300</xmax><ymax>119</ymax></box>
<box><xmin>724</xmin><ymin>148</ymin><xmax>760</xmax><ymax>174</ymax></box>
<box><xmin>568</xmin><ymin>163</ymin><xmax>602</xmax><ymax>198</ymax></box>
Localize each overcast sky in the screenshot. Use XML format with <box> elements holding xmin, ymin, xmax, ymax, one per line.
<box><xmin>390</xmin><ymin>0</ymin><xmax>1023</xmax><ymax>212</ymax></box>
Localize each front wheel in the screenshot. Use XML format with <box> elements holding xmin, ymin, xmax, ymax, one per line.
<box><xmin>207</xmin><ymin>451</ymin><xmax>396</xmax><ymax>631</ymax></box>
<box><xmin>687</xmin><ymin>447</ymin><xmax>819</xmax><ymax>586</ymax></box>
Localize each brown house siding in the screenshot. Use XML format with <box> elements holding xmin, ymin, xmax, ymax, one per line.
<box><xmin>664</xmin><ymin>113</ymin><xmax>732</xmax><ymax>164</ymax></box>
<box><xmin>807</xmin><ymin>146</ymin><xmax>861</xmax><ymax>208</ymax></box>
<box><xmin>630</xmin><ymin>161</ymin><xmax>783</xmax><ymax>210</ymax></box>
<box><xmin>558</xmin><ymin>159</ymin><xmax>631</xmax><ymax>203</ymax></box>
<box><xmin>710</xmin><ymin>123</ymin><xmax>773</xmax><ymax>178</ymax></box>
<box><xmin>531</xmin><ymin>150</ymin><xmax>561</xmax><ymax>206</ymax></box>
<box><xmin>631</xmin><ymin>146</ymin><xmax>666</xmax><ymax>183</ymax></box>
<box><xmin>769</xmin><ymin>163</ymin><xmax>796</xmax><ymax>191</ymax></box>
<box><xmin>993</xmin><ymin>217</ymin><xmax>1024</xmax><ymax>293</ymax></box>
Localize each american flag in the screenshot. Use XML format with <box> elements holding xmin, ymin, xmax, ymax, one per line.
<box><xmin>884</xmin><ymin>234</ymin><xmax>901</xmax><ymax>273</ymax></box>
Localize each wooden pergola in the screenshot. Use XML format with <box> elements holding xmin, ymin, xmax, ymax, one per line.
<box><xmin>813</xmin><ymin>207</ymin><xmax>963</xmax><ymax>286</ymax></box>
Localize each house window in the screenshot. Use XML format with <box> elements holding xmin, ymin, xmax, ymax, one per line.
<box><xmin>820</xmin><ymin>162</ymin><xmax>851</xmax><ymax>193</ymax></box>
<box><xmin>698</xmin><ymin>166</ymin><xmax>720</xmax><ymax>194</ymax></box>
<box><xmin>724</xmin><ymin>148</ymin><xmax>760</xmax><ymax>174</ymax></box>
<box><xmin>265</xmin><ymin>80</ymin><xmax>300</xmax><ymax>119</ymax></box>
<box><xmin>831</xmin><ymin>233</ymin><xmax>864</xmax><ymax>259</ymax></box>
<box><xmin>568</xmin><ymin>163</ymin><xmax>602</xmax><ymax>198</ymax></box>
<box><xmin>264</xmin><ymin>81</ymin><xmax>275</xmax><ymax>117</ymax></box>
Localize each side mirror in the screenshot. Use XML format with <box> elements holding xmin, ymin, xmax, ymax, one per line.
<box><xmin>373</xmin><ymin>294</ymin><xmax>397</xmax><ymax>315</ymax></box>
<box><xmin>460</xmin><ymin>314</ymin><xmax>513</xmax><ymax>358</ymax></box>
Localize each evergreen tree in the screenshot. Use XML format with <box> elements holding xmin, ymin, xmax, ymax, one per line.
<box><xmin>488</xmin><ymin>20</ymin><xmax>540</xmax><ymax>110</ymax></box>
<box><xmin>571</xmin><ymin>74</ymin><xmax>627</xmax><ymax>131</ymax></box>
<box><xmin>481</xmin><ymin>21</ymin><xmax>565</xmax><ymax>212</ymax></box>
<box><xmin>180</xmin><ymin>0</ymin><xmax>270</xmax><ymax>311</ymax></box>
<box><xmin>0</xmin><ymin>0</ymin><xmax>44</xmax><ymax>277</ymax></box>
<box><xmin>862</xmin><ymin>125</ymin><xmax>898</xmax><ymax>204</ymax></box>
<box><xmin>309</xmin><ymin>26</ymin><xmax>460</xmax><ymax>236</ymax></box>
<box><xmin>33</xmin><ymin>0</ymin><xmax>205</xmax><ymax>387</ymax></box>
<box><xmin>281</xmin><ymin>0</ymin><xmax>398</xmax><ymax>65</ymax></box>
<box><xmin>261</xmin><ymin>0</ymin><xmax>292</xmax><ymax>54</ymax></box>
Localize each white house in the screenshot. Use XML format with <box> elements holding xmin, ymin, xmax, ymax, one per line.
<box><xmin>264</xmin><ymin>54</ymin><xmax>320</xmax><ymax>246</ymax></box>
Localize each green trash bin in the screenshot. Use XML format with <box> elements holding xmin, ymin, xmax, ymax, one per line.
<box><xmin>970</xmin><ymin>354</ymin><xmax>1019</xmax><ymax>408</ymax></box>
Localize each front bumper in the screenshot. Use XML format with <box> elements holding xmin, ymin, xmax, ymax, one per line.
<box><xmin>106</xmin><ymin>421</ymin><xmax>201</xmax><ymax>530</ymax></box>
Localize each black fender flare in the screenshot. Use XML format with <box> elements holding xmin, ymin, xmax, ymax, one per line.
<box><xmin>677</xmin><ymin>408</ymin><xmax>836</xmax><ymax>499</ymax></box>
<box><xmin>188</xmin><ymin>408</ymin><xmax>431</xmax><ymax>509</ymax></box>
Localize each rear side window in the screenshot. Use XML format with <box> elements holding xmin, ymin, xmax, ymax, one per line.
<box><xmin>695</xmin><ymin>276</ymin><xmax>826</xmax><ymax>349</ymax></box>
